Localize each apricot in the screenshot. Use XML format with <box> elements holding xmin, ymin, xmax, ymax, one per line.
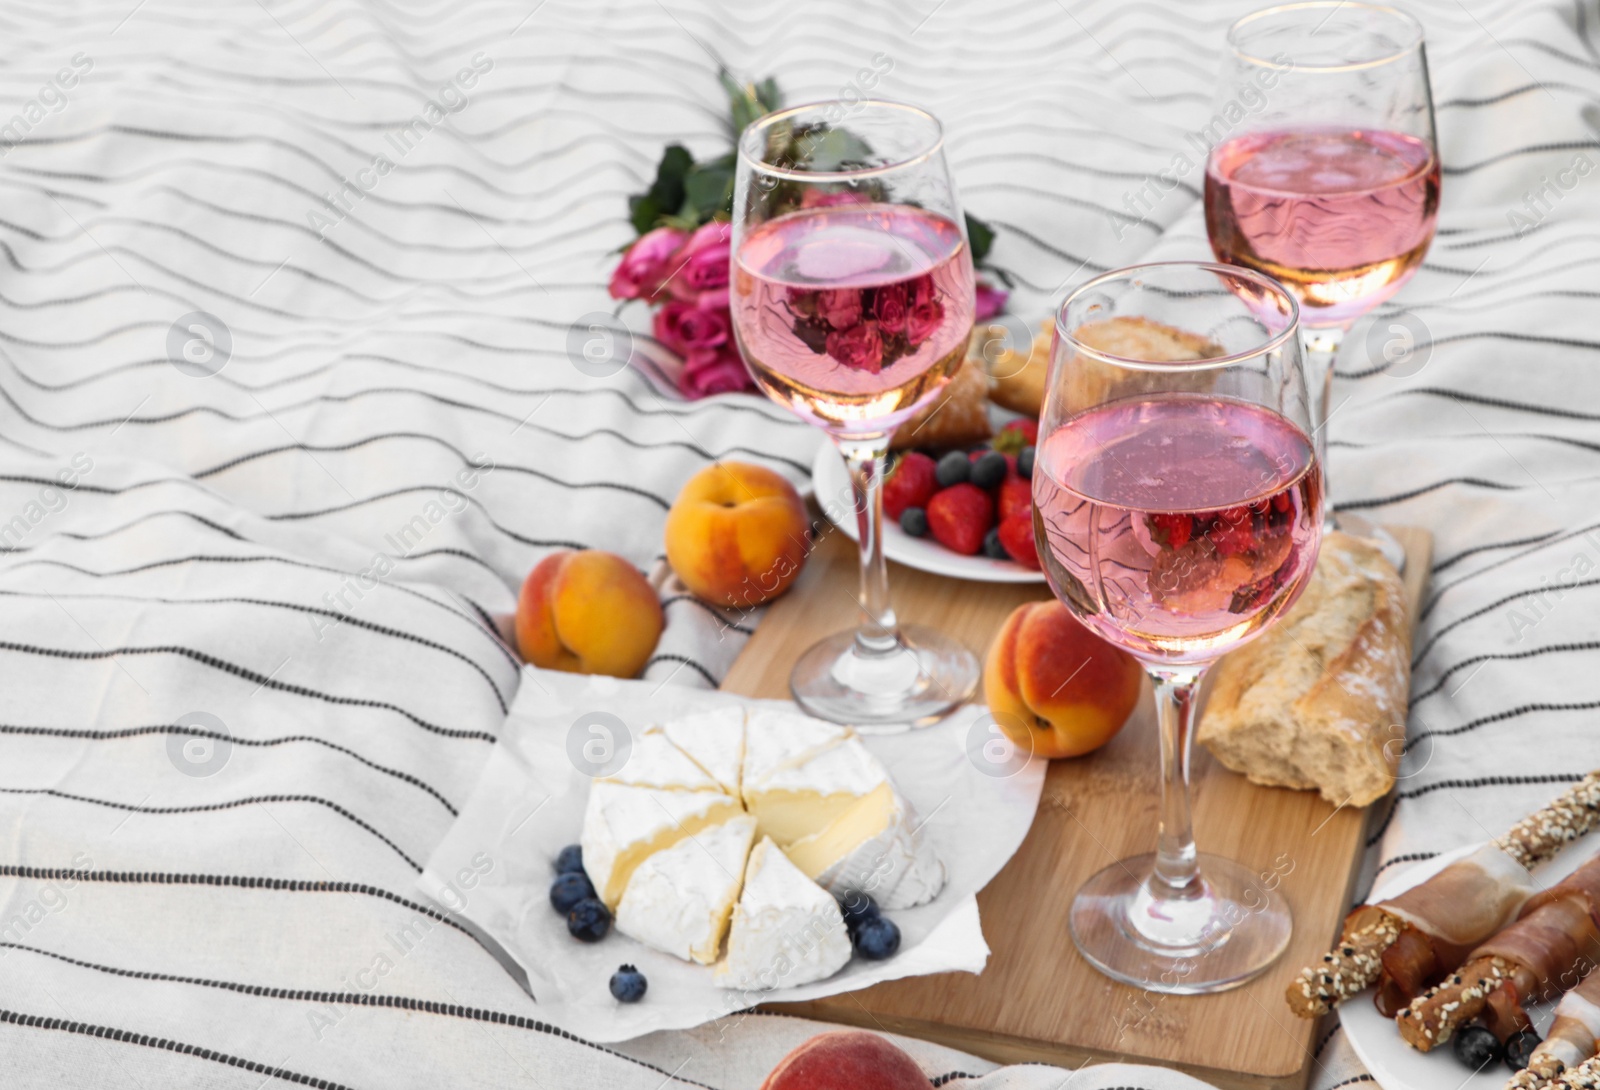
<box><xmin>664</xmin><ymin>462</ymin><xmax>809</xmax><ymax>609</ymax></box>
<box><xmin>515</xmin><ymin>550</ymin><xmax>662</xmax><ymax>677</ymax></box>
<box><xmin>760</xmin><ymin>1030</ymin><xmax>927</xmax><ymax>1090</ymax></box>
<box><xmin>984</xmin><ymin>599</ymin><xmax>1142</xmax><ymax>759</ymax></box>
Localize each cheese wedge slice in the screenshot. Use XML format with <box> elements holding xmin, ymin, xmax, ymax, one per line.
<box><xmin>786</xmin><ymin>781</ymin><xmax>947</xmax><ymax>909</ymax></box>
<box><xmin>715</xmin><ymin>837</ymin><xmax>852</xmax><ymax>991</ymax></box>
<box><xmin>743</xmin><ymin>731</ymin><xmax>888</xmax><ymax>847</ymax></box>
<box><xmin>580</xmin><ymin>782</ymin><xmax>742</xmax><ymax>909</ymax></box>
<box><xmin>597</xmin><ymin>728</ymin><xmax>721</xmax><ymax>793</ymax></box>
<box><xmin>661</xmin><ymin>706</ymin><xmax>745</xmax><ymax>796</ymax></box>
<box><xmin>616</xmin><ymin>814</ymin><xmax>757</xmax><ymax>964</ymax></box>
<box><xmin>741</xmin><ymin>707</ymin><xmax>852</xmax><ymax>786</ymax></box>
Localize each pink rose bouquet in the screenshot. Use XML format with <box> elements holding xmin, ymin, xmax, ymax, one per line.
<box><xmin>608</xmin><ymin>69</ymin><xmax>1011</xmax><ymax>400</ymax></box>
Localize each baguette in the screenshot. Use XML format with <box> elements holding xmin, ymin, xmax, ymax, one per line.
<box><xmin>1199</xmin><ymin>531</ymin><xmax>1411</xmax><ymax>808</ymax></box>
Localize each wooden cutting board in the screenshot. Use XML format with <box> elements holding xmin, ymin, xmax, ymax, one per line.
<box><xmin>720</xmin><ymin>522</ymin><xmax>1431</xmax><ymax>1090</ymax></box>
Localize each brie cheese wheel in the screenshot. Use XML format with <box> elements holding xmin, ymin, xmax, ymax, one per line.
<box><xmin>616</xmin><ymin>814</ymin><xmax>757</xmax><ymax>965</ymax></box>
<box><xmin>661</xmin><ymin>706</ymin><xmax>745</xmax><ymax>796</ymax></box>
<box><xmin>597</xmin><ymin>728</ymin><xmax>721</xmax><ymax>794</ymax></box>
<box><xmin>715</xmin><ymin>837</ymin><xmax>852</xmax><ymax>991</ymax></box>
<box><xmin>785</xmin><ymin>781</ymin><xmax>947</xmax><ymax>909</ymax></box>
<box><xmin>743</xmin><ymin>730</ymin><xmax>888</xmax><ymax>846</ymax></box>
<box><xmin>580</xmin><ymin>782</ymin><xmax>742</xmax><ymax>908</ymax></box>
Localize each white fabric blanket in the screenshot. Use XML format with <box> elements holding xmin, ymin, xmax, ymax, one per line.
<box><xmin>0</xmin><ymin>0</ymin><xmax>1596</xmax><ymax>1087</ymax></box>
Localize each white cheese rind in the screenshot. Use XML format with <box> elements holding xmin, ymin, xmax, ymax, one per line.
<box><xmin>598</xmin><ymin>728</ymin><xmax>720</xmax><ymax>793</ymax></box>
<box><xmin>616</xmin><ymin>815</ymin><xmax>757</xmax><ymax>964</ymax></box>
<box><xmin>580</xmin><ymin>782</ymin><xmax>741</xmax><ymax>908</ymax></box>
<box><xmin>788</xmin><ymin>783</ymin><xmax>946</xmax><ymax>910</ymax></box>
<box><xmin>715</xmin><ymin>837</ymin><xmax>852</xmax><ymax>991</ymax></box>
<box><xmin>661</xmin><ymin>707</ymin><xmax>745</xmax><ymax>796</ymax></box>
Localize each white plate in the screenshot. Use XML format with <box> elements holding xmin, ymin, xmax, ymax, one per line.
<box><xmin>1342</xmin><ymin>830</ymin><xmax>1599</xmax><ymax>1090</ymax></box>
<box><xmin>810</xmin><ymin>442</ymin><xmax>1047</xmax><ymax>584</ymax></box>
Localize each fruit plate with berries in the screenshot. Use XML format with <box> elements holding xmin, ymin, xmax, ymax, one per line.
<box><xmin>1341</xmin><ymin>829</ymin><xmax>1599</xmax><ymax>1090</ymax></box>
<box><xmin>811</xmin><ymin>419</ymin><xmax>1046</xmax><ymax>584</ymax></box>
<box><xmin>417</xmin><ymin>669</ymin><xmax>1045</xmax><ymax>1043</ymax></box>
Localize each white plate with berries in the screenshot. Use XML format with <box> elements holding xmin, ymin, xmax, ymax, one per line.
<box><xmin>810</xmin><ymin>420</ymin><xmax>1046</xmax><ymax>584</ymax></box>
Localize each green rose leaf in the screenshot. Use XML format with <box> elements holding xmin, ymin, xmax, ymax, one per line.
<box><xmin>966</xmin><ymin>212</ymin><xmax>995</xmax><ymax>265</ymax></box>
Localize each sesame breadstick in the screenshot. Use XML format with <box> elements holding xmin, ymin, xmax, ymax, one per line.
<box><xmin>1285</xmin><ymin>911</ymin><xmax>1403</xmax><ymax>1017</ymax></box>
<box><xmin>1396</xmin><ymin>955</ymin><xmax>1517</xmax><ymax>1050</ymax></box>
<box><xmin>1498</xmin><ymin>772</ymin><xmax>1600</xmax><ymax>870</ymax></box>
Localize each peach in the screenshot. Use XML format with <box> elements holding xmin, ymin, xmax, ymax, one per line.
<box><xmin>665</xmin><ymin>462</ymin><xmax>810</xmax><ymax>608</ymax></box>
<box><xmin>984</xmin><ymin>599</ymin><xmax>1142</xmax><ymax>759</ymax></box>
<box><xmin>515</xmin><ymin>550</ymin><xmax>662</xmax><ymax>677</ymax></box>
<box><xmin>760</xmin><ymin>1030</ymin><xmax>927</xmax><ymax>1090</ymax></box>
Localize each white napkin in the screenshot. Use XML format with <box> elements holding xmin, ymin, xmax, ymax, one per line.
<box><xmin>420</xmin><ymin>667</ymin><xmax>1046</xmax><ymax>1042</ymax></box>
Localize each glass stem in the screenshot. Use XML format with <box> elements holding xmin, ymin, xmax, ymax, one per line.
<box><xmin>836</xmin><ymin>436</ymin><xmax>900</xmax><ymax>657</ymax></box>
<box><xmin>1301</xmin><ymin>324</ymin><xmax>1349</xmax><ymax>534</ymax></box>
<box><xmin>1150</xmin><ymin>665</ymin><xmax>1206</xmax><ymax>894</ymax></box>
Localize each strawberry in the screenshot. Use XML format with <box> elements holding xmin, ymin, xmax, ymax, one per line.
<box><xmin>998</xmin><ymin>475</ymin><xmax>1032</xmax><ymax>523</ymax></box>
<box><xmin>991</xmin><ymin>418</ymin><xmax>1038</xmax><ymax>454</ymax></box>
<box><xmin>883</xmin><ymin>452</ymin><xmax>938</xmax><ymax>521</ymax></box>
<box><xmin>1149</xmin><ymin>513</ymin><xmax>1192</xmax><ymax>550</ymax></box>
<box><xmin>1003</xmin><ymin>418</ymin><xmax>1039</xmax><ymax>445</ymax></box>
<box><xmin>926</xmin><ymin>483</ymin><xmax>993</xmax><ymax>556</ymax></box>
<box><xmin>1211</xmin><ymin>521</ymin><xmax>1256</xmax><ymax>557</ymax></box>
<box><xmin>997</xmin><ymin>514</ymin><xmax>1039</xmax><ymax>569</ymax></box>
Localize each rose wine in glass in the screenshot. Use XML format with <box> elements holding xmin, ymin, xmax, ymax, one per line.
<box><xmin>1206</xmin><ymin>128</ymin><xmax>1439</xmax><ymax>327</ymax></box>
<box><xmin>1204</xmin><ymin>2</ymin><xmax>1439</xmax><ymax>563</ymax></box>
<box><xmin>1037</xmin><ymin>263</ymin><xmax>1321</xmax><ymax>993</ymax></box>
<box><xmin>1035</xmin><ymin>395</ymin><xmax>1321</xmax><ymax>660</ymax></box>
<box><xmin>731</xmin><ymin>101</ymin><xmax>979</xmax><ymax>729</ymax></box>
<box><xmin>733</xmin><ymin>203</ymin><xmax>974</xmax><ymax>434</ymax></box>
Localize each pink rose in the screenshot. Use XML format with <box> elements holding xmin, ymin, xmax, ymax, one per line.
<box><xmin>906</xmin><ymin>274</ymin><xmax>936</xmax><ymax>309</ymax></box>
<box><xmin>825</xmin><ymin>321</ymin><xmax>884</xmax><ymax>373</ymax></box>
<box><xmin>816</xmin><ymin>288</ymin><xmax>862</xmax><ymax>329</ymax></box>
<box><xmin>905</xmin><ymin>300</ymin><xmax>945</xmax><ymax>346</ymax></box>
<box><xmin>975</xmin><ymin>280</ymin><xmax>1008</xmax><ymax>321</ymax></box>
<box><xmin>655</xmin><ymin>301</ymin><xmax>730</xmax><ymax>354</ymax></box>
<box><xmin>874</xmin><ymin>284</ymin><xmax>908</xmax><ymax>335</ymax></box>
<box><xmin>608</xmin><ymin>226</ymin><xmax>687</xmax><ymax>300</ymax></box>
<box><xmin>680</xmin><ymin>347</ymin><xmax>753</xmax><ymax>399</ymax></box>
<box><xmin>663</xmin><ymin>221</ymin><xmax>731</xmax><ymax>304</ymax></box>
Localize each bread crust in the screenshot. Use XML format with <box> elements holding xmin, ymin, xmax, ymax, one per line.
<box><xmin>1198</xmin><ymin>532</ymin><xmax>1411</xmax><ymax>807</ymax></box>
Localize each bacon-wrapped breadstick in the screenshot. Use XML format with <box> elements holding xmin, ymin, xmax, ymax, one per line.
<box><xmin>1399</xmin><ymin>854</ymin><xmax>1600</xmax><ymax>1051</ymax></box>
<box><xmin>1287</xmin><ymin>843</ymin><xmax>1534</xmax><ymax>1016</ymax></box>
<box><xmin>1508</xmin><ymin>970</ymin><xmax>1600</xmax><ymax>1090</ymax></box>
<box><xmin>1286</xmin><ymin>772</ymin><xmax>1600</xmax><ymax>1018</ymax></box>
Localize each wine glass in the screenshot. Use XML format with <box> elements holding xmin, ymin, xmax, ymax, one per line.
<box><xmin>1035</xmin><ymin>262</ymin><xmax>1322</xmax><ymax>993</ymax></box>
<box><xmin>730</xmin><ymin>100</ymin><xmax>980</xmax><ymax>730</ymax></box>
<box><xmin>1204</xmin><ymin>2</ymin><xmax>1438</xmax><ymax>563</ymax></box>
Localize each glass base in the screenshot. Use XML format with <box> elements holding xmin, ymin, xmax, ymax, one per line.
<box><xmin>789</xmin><ymin>623</ymin><xmax>979</xmax><ymax>733</ymax></box>
<box><xmin>1069</xmin><ymin>852</ymin><xmax>1292</xmax><ymax>994</ymax></box>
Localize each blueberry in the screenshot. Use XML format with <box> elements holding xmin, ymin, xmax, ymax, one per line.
<box><xmin>1452</xmin><ymin>1025</ymin><xmax>1503</xmax><ymax>1070</ymax></box>
<box><xmin>1504</xmin><ymin>1029</ymin><xmax>1540</xmax><ymax>1072</ymax></box>
<box><xmin>567</xmin><ymin>897</ymin><xmax>611</xmax><ymax>943</ymax></box>
<box><xmin>609</xmin><ymin>963</ymin><xmax>647</xmax><ymax>1003</ymax></box>
<box><xmin>970</xmin><ymin>450</ymin><xmax>1008</xmax><ymax>489</ymax></box>
<box><xmin>935</xmin><ymin>451</ymin><xmax>970</xmax><ymax>487</ymax></box>
<box><xmin>852</xmin><ymin>915</ymin><xmax>900</xmax><ymax>960</ymax></box>
<box><xmin>554</xmin><ymin>844</ymin><xmax>584</xmax><ymax>874</ymax></box>
<box><xmin>899</xmin><ymin>507</ymin><xmax>929</xmax><ymax>538</ymax></box>
<box><xmin>1017</xmin><ymin>446</ymin><xmax>1035</xmax><ymax>479</ymax></box>
<box><xmin>838</xmin><ymin>891</ymin><xmax>880</xmax><ymax>933</ymax></box>
<box><xmin>550</xmin><ymin>871</ymin><xmax>595</xmax><ymax>914</ymax></box>
<box><xmin>982</xmin><ymin>527</ymin><xmax>1008</xmax><ymax>559</ymax></box>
